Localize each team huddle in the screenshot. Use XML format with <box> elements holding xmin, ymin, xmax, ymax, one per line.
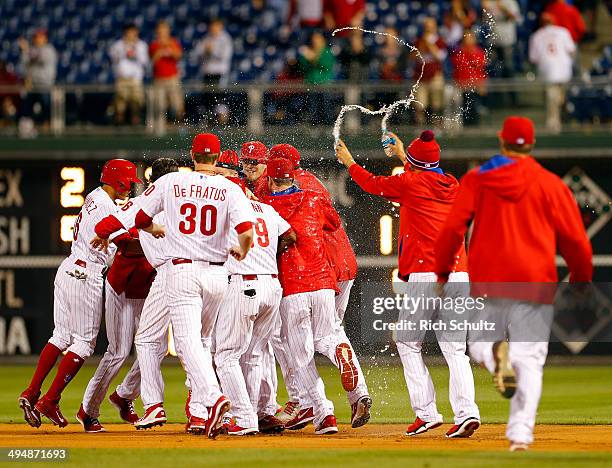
<box><xmin>17</xmin><ymin>116</ymin><xmax>592</xmax><ymax>450</ymax></box>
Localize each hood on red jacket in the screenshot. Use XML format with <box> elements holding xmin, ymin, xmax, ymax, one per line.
<box><xmin>265</xmin><ymin>190</ymin><xmax>305</xmax><ymax>219</ymax></box>
<box><xmin>477</xmin><ymin>155</ymin><xmax>533</xmax><ymax>202</ymax></box>
<box><xmin>414</xmin><ymin>169</ymin><xmax>461</xmax><ymax>201</ymax></box>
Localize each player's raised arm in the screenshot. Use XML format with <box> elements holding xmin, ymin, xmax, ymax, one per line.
<box><xmin>227</xmin><ymin>184</ymin><xmax>256</xmax><ymax>261</ymax></box>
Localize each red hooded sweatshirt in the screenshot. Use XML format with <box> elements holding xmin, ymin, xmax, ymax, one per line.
<box><xmin>435</xmin><ymin>155</ymin><xmax>592</xmax><ymax>288</ymax></box>
<box><xmin>349</xmin><ymin>163</ymin><xmax>467</xmax><ymax>279</ymax></box>
<box><xmin>264</xmin><ymin>187</ymin><xmax>340</xmax><ymax>297</ymax></box>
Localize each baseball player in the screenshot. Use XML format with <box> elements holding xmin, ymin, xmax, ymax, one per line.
<box><xmin>77</xmin><ymin>158</ymin><xmax>179</xmax><ymax>433</ymax></box>
<box><xmin>94</xmin><ymin>133</ymin><xmax>256</xmax><ymax>438</ymax></box>
<box><xmin>270</xmin><ymin>144</ymin><xmax>372</xmax><ymax>429</ymax></box>
<box><xmin>264</xmin><ymin>157</ymin><xmax>360</xmax><ymax>435</ymax></box>
<box><xmin>240</xmin><ymin>140</ymin><xmax>269</xmax><ymax>198</ymax></box>
<box><xmin>336</xmin><ymin>132</ymin><xmax>481</xmax><ymax>438</ymax></box>
<box><xmin>435</xmin><ymin>116</ymin><xmax>592</xmax><ymax>451</ymax></box>
<box><xmin>18</xmin><ymin>160</ymin><xmax>142</xmax><ymax>428</ymax></box>
<box><xmin>214</xmin><ymin>179</ymin><xmax>296</xmax><ymax>435</ymax></box>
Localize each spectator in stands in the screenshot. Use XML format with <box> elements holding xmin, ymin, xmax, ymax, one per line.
<box><xmin>451</xmin><ymin>31</ymin><xmax>488</xmax><ymax>125</ymax></box>
<box><xmin>271</xmin><ymin>57</ymin><xmax>306</xmax><ymax>124</ymax></box>
<box><xmin>529</xmin><ymin>13</ymin><xmax>576</xmax><ymax>133</ymax></box>
<box><xmin>544</xmin><ymin>0</ymin><xmax>586</xmax><ymax>43</ymax></box>
<box><xmin>149</xmin><ymin>20</ymin><xmax>184</xmax><ymax>123</ymax></box>
<box><xmin>0</xmin><ymin>60</ymin><xmax>19</xmax><ymax>127</ymax></box>
<box><xmin>482</xmin><ymin>0</ymin><xmax>521</xmax><ymax>78</ymax></box>
<box><xmin>18</xmin><ymin>30</ymin><xmax>57</xmax><ymax>127</ymax></box>
<box><xmin>195</xmin><ymin>18</ymin><xmax>233</xmax><ymax>85</ymax></box>
<box><xmin>413</xmin><ymin>18</ymin><xmax>447</xmax><ymax>125</ymax></box>
<box><xmin>289</xmin><ymin>0</ymin><xmax>324</xmax><ymax>30</ymax></box>
<box><xmin>443</xmin><ymin>0</ymin><xmax>477</xmax><ymax>48</ymax></box>
<box><xmin>109</xmin><ymin>24</ymin><xmax>149</xmax><ymax>125</ymax></box>
<box><xmin>323</xmin><ymin>0</ymin><xmax>365</xmax><ymax>37</ymax></box>
<box><xmin>338</xmin><ymin>29</ymin><xmax>371</xmax><ymax>82</ymax></box>
<box><xmin>299</xmin><ymin>30</ymin><xmax>336</xmax><ymax>124</ymax></box>
<box><xmin>379</xmin><ymin>26</ymin><xmax>408</xmax><ymax>82</ymax></box>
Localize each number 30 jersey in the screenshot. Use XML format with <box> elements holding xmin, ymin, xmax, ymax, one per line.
<box><xmin>118</xmin><ymin>171</ymin><xmax>255</xmax><ymax>264</ymax></box>
<box><xmin>225</xmin><ymin>200</ymin><xmax>291</xmax><ymax>275</ymax></box>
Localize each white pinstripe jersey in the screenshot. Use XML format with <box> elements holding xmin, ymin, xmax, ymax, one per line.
<box><xmin>119</xmin><ymin>172</ymin><xmax>255</xmax><ymax>263</ymax></box>
<box><xmin>225</xmin><ymin>201</ymin><xmax>291</xmax><ymax>275</ymax></box>
<box><xmin>139</xmin><ymin>212</ymin><xmax>168</xmax><ymax>268</ymax></box>
<box><xmin>71</xmin><ymin>187</ymin><xmax>125</xmax><ymax>265</ymax></box>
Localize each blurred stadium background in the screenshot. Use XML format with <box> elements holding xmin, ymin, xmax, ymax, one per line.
<box><xmin>0</xmin><ymin>0</ymin><xmax>610</xmax><ymax>360</ymax></box>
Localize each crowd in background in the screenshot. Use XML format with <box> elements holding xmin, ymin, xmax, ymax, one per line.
<box><xmin>0</xmin><ymin>0</ymin><xmax>609</xmax><ymax>132</ymax></box>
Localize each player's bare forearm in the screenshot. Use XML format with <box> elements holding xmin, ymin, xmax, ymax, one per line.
<box><xmin>90</xmin><ymin>235</ymin><xmax>110</xmax><ymax>253</ymax></box>
<box><xmin>230</xmin><ymin>228</ymin><xmax>254</xmax><ymax>261</ymax></box>
<box><xmin>278</xmin><ymin>229</ymin><xmax>297</xmax><ymax>254</ymax></box>
<box><xmin>142</xmin><ymin>223</ymin><xmax>165</xmax><ymax>238</ymax></box>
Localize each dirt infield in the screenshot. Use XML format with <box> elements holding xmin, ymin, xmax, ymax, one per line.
<box><xmin>1</xmin><ymin>423</ymin><xmax>611</xmax><ymax>452</ymax></box>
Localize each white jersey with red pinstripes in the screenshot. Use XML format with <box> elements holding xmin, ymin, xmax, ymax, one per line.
<box><xmin>139</xmin><ymin>212</ymin><xmax>168</xmax><ymax>268</ymax></box>
<box><xmin>117</xmin><ymin>171</ymin><xmax>255</xmax><ymax>263</ymax></box>
<box><xmin>225</xmin><ymin>201</ymin><xmax>291</xmax><ymax>275</ymax></box>
<box><xmin>71</xmin><ymin>187</ymin><xmax>126</xmax><ymax>265</ymax></box>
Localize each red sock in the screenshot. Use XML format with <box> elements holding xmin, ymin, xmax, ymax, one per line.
<box><xmin>44</xmin><ymin>351</ymin><xmax>84</xmax><ymax>403</ymax></box>
<box><xmin>28</xmin><ymin>343</ymin><xmax>62</xmax><ymax>394</ymax></box>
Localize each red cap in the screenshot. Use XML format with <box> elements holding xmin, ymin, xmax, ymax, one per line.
<box><xmin>267</xmin><ymin>157</ymin><xmax>294</xmax><ymax>179</ymax></box>
<box><xmin>406</xmin><ymin>130</ymin><xmax>440</xmax><ymax>169</ymax></box>
<box><xmin>240</xmin><ymin>141</ymin><xmax>268</xmax><ymax>163</ymax></box>
<box><xmin>100</xmin><ymin>159</ymin><xmax>142</xmax><ymax>192</ymax></box>
<box><xmin>191</xmin><ymin>133</ymin><xmax>221</xmax><ymax>157</ymax></box>
<box><xmin>216</xmin><ymin>150</ymin><xmax>240</xmax><ymax>170</ymax></box>
<box><xmin>500</xmin><ymin>116</ymin><xmax>535</xmax><ymax>146</ymax></box>
<box><xmin>270</xmin><ymin>144</ymin><xmax>301</xmax><ymax>168</ymax></box>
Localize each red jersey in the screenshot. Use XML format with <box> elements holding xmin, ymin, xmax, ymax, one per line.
<box><xmin>324</xmin><ymin>0</ymin><xmax>365</xmax><ymax>36</ymax></box>
<box><xmin>413</xmin><ymin>36</ymin><xmax>447</xmax><ymax>81</ymax></box>
<box><xmin>293</xmin><ymin>168</ymin><xmax>358</xmax><ymax>281</ymax></box>
<box><xmin>264</xmin><ymin>188</ymin><xmax>340</xmax><ymax>296</ymax></box>
<box><xmin>149</xmin><ymin>39</ymin><xmax>182</xmax><ymax>79</ymax></box>
<box><xmin>349</xmin><ymin>163</ymin><xmax>467</xmax><ymax>280</ymax></box>
<box><xmin>435</xmin><ymin>155</ymin><xmax>592</xmax><ymax>287</ymax></box>
<box><xmin>451</xmin><ymin>45</ymin><xmax>487</xmax><ymax>88</ymax></box>
<box><xmin>544</xmin><ymin>1</ymin><xmax>586</xmax><ymax>43</ymax></box>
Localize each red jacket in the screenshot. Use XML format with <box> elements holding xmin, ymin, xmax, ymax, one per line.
<box><xmin>544</xmin><ymin>1</ymin><xmax>586</xmax><ymax>43</ymax></box>
<box><xmin>451</xmin><ymin>45</ymin><xmax>488</xmax><ymax>88</ymax></box>
<box><xmin>293</xmin><ymin>168</ymin><xmax>358</xmax><ymax>281</ymax></box>
<box><xmin>264</xmin><ymin>188</ymin><xmax>340</xmax><ymax>297</ymax></box>
<box><xmin>435</xmin><ymin>156</ymin><xmax>592</xmax><ymax>286</ymax></box>
<box><xmin>349</xmin><ymin>163</ymin><xmax>467</xmax><ymax>279</ymax></box>
<box><xmin>106</xmin><ymin>250</ymin><xmax>156</xmax><ymax>299</ymax></box>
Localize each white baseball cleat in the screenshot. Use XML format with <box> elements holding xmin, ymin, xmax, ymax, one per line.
<box><xmin>509</xmin><ymin>442</ymin><xmax>529</xmax><ymax>452</ymax></box>
<box><xmin>134</xmin><ymin>403</ymin><xmax>167</xmax><ymax>430</ymax></box>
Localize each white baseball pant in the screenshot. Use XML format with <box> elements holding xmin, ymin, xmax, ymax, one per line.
<box><xmin>49</xmin><ymin>256</ymin><xmax>105</xmax><ymax>359</ymax></box>
<box><xmin>215</xmin><ymin>276</ymin><xmax>282</xmax><ymax>428</ymax></box>
<box><xmin>468</xmin><ymin>298</ymin><xmax>552</xmax><ymax>445</ymax></box>
<box><xmin>280</xmin><ymin>289</ymin><xmax>345</xmax><ymax>426</ymax></box>
<box><xmin>396</xmin><ymin>272</ymin><xmax>480</xmax><ymax>425</ymax></box>
<box><xmin>258</xmin><ymin>342</ymin><xmax>282</xmax><ymax>415</ymax></box>
<box><xmin>166</xmin><ymin>261</ymin><xmax>227</xmax><ymax>419</ymax></box>
<box><xmin>82</xmin><ymin>281</ymin><xmax>145</xmax><ymax>417</ymax></box>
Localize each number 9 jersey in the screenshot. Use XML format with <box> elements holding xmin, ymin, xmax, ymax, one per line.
<box><xmin>225</xmin><ymin>200</ymin><xmax>292</xmax><ymax>275</ymax></box>
<box><xmin>117</xmin><ymin>171</ymin><xmax>255</xmax><ymax>263</ymax></box>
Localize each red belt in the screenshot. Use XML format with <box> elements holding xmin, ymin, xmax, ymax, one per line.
<box><xmin>75</xmin><ymin>259</ymin><xmax>87</xmax><ymax>268</ymax></box>
<box><xmin>240</xmin><ymin>274</ymin><xmax>278</xmax><ymax>281</ymax></box>
<box><xmin>172</xmin><ymin>258</ymin><xmax>224</xmax><ymax>266</ymax></box>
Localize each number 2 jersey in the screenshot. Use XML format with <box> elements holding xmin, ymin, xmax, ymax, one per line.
<box><xmin>70</xmin><ymin>187</ymin><xmax>126</xmax><ymax>266</ymax></box>
<box><xmin>224</xmin><ymin>200</ymin><xmax>291</xmax><ymax>275</ymax></box>
<box><xmin>112</xmin><ymin>171</ymin><xmax>255</xmax><ymax>264</ymax></box>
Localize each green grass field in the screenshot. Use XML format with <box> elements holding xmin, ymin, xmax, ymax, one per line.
<box><xmin>0</xmin><ymin>360</ymin><xmax>611</xmax><ymax>467</ymax></box>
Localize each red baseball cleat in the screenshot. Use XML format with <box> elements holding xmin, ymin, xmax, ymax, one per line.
<box><xmin>351</xmin><ymin>396</ymin><xmax>372</xmax><ymax>428</ymax></box>
<box><xmin>76</xmin><ymin>405</ymin><xmax>105</xmax><ymax>433</ymax></box>
<box><xmin>277</xmin><ymin>401</ymin><xmax>300</xmax><ymax>424</ymax></box>
<box><xmin>405</xmin><ymin>417</ymin><xmax>443</xmax><ymax>436</ymax></box>
<box><xmin>18</xmin><ymin>389</ymin><xmax>41</xmax><ymax>428</ymax></box>
<box><xmin>285</xmin><ymin>407</ymin><xmax>315</xmax><ymax>430</ymax></box>
<box><xmin>335</xmin><ymin>343</ymin><xmax>358</xmax><ymax>392</ymax></box>
<box><xmin>134</xmin><ymin>403</ymin><xmax>166</xmax><ymax>430</ymax></box>
<box><xmin>258</xmin><ymin>414</ymin><xmax>285</xmax><ymax>434</ymax></box>
<box><xmin>314</xmin><ymin>415</ymin><xmax>338</xmax><ymax>435</ymax></box>
<box><xmin>108</xmin><ymin>391</ymin><xmax>139</xmax><ymax>424</ymax></box>
<box><xmin>186</xmin><ymin>416</ymin><xmax>207</xmax><ymax>435</ymax></box>
<box><xmin>445</xmin><ymin>417</ymin><xmax>480</xmax><ymax>438</ymax></box>
<box><xmin>34</xmin><ymin>397</ymin><xmax>68</xmax><ymax>428</ymax></box>
<box><xmin>227</xmin><ymin>423</ymin><xmax>258</xmax><ymax>436</ymax></box>
<box><xmin>205</xmin><ymin>395</ymin><xmax>231</xmax><ymax>439</ymax></box>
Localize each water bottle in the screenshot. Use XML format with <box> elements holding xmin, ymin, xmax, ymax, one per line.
<box><xmin>381</xmin><ymin>128</ymin><xmax>396</xmax><ymax>157</ymax></box>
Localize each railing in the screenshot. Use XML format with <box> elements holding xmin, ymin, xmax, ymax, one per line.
<box><xmin>0</xmin><ymin>76</ymin><xmax>609</xmax><ymax>137</ymax></box>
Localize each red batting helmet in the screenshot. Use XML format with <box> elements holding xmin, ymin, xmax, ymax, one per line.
<box><xmin>100</xmin><ymin>159</ymin><xmax>142</xmax><ymax>192</ymax></box>
<box><xmin>216</xmin><ymin>149</ymin><xmax>241</xmax><ymax>171</ymax></box>
<box><xmin>269</xmin><ymin>144</ymin><xmax>301</xmax><ymax>168</ymax></box>
<box><xmin>240</xmin><ymin>141</ymin><xmax>268</xmax><ymax>163</ymax></box>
